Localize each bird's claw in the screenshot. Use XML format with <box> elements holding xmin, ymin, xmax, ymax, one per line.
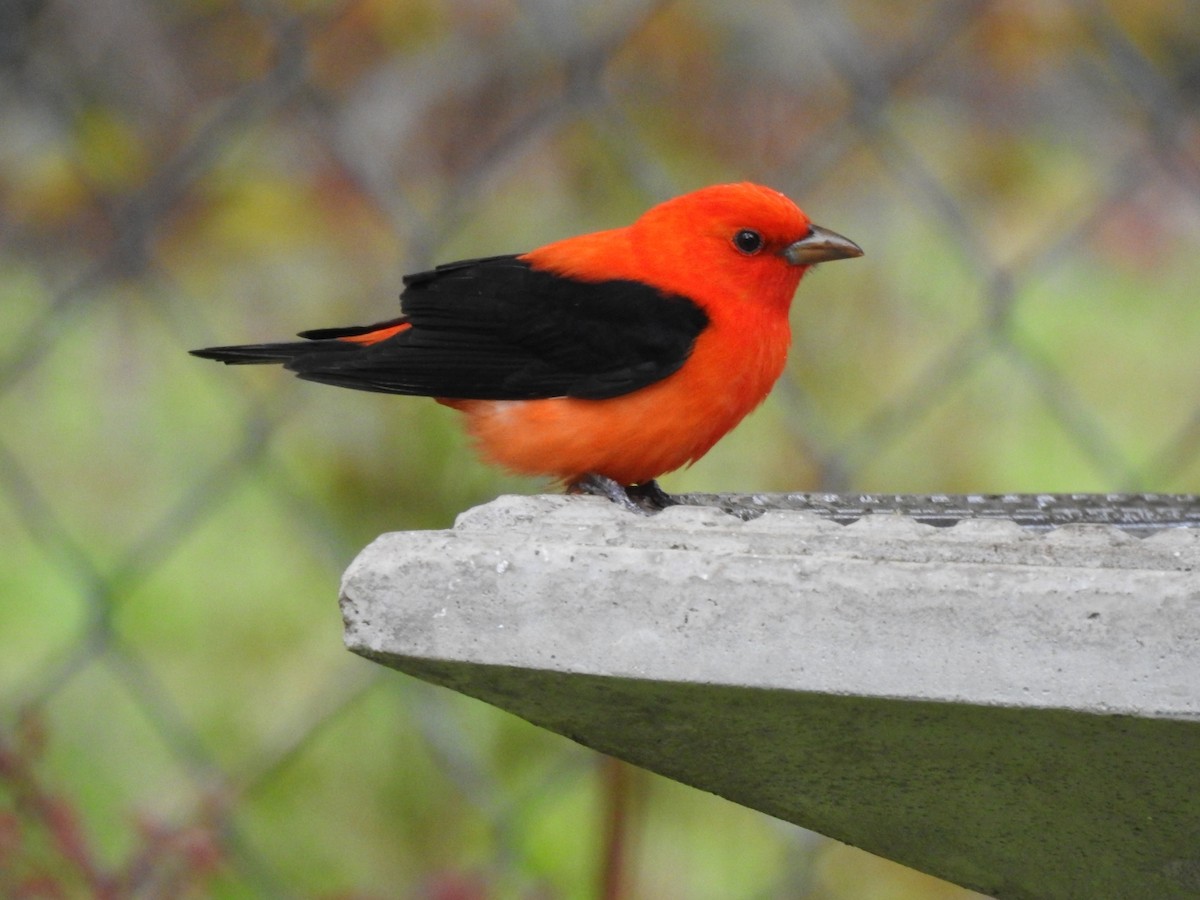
<box><xmin>625</xmin><ymin>479</ymin><xmax>678</xmax><ymax>511</ymax></box>
<box><xmin>568</xmin><ymin>474</ymin><xmax>677</xmax><ymax>515</ymax></box>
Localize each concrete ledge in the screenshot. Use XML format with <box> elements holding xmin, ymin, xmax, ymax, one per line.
<box><xmin>340</xmin><ymin>494</ymin><xmax>1200</xmax><ymax>900</ymax></box>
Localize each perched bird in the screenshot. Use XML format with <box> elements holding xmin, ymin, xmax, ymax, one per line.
<box><xmin>191</xmin><ymin>182</ymin><xmax>862</xmax><ymax>511</ymax></box>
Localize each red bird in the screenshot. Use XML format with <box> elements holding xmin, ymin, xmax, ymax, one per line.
<box><xmin>192</xmin><ymin>183</ymin><xmax>862</xmax><ymax>511</ymax></box>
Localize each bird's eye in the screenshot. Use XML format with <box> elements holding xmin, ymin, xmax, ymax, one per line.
<box><xmin>733</xmin><ymin>229</ymin><xmax>764</xmax><ymax>255</ymax></box>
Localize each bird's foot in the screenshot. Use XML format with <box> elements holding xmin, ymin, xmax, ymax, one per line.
<box><xmin>625</xmin><ymin>479</ymin><xmax>678</xmax><ymax>512</ymax></box>
<box><xmin>569</xmin><ymin>473</ymin><xmax>645</xmax><ymax>514</ymax></box>
<box><xmin>567</xmin><ymin>474</ymin><xmax>677</xmax><ymax>515</ymax></box>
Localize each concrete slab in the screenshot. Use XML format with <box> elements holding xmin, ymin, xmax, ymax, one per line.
<box><xmin>340</xmin><ymin>494</ymin><xmax>1200</xmax><ymax>900</ymax></box>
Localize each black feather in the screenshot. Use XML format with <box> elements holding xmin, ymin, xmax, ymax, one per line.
<box><xmin>188</xmin><ymin>343</ymin><xmax>315</xmax><ymax>364</ymax></box>
<box><xmin>296</xmin><ymin>316</ymin><xmax>408</xmax><ymax>341</ymax></box>
<box><xmin>194</xmin><ymin>255</ymin><xmax>708</xmax><ymax>401</ymax></box>
<box><xmin>189</xmin><ymin>318</ymin><xmax>410</xmax><ymax>365</ymax></box>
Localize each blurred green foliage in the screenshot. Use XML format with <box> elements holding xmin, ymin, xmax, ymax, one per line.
<box><xmin>1</xmin><ymin>0</ymin><xmax>1197</xmax><ymax>897</ymax></box>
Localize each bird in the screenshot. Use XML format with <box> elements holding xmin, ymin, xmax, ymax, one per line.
<box><xmin>191</xmin><ymin>182</ymin><xmax>862</xmax><ymax>512</ymax></box>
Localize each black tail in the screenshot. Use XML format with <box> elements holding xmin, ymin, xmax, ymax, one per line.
<box><xmin>189</xmin><ymin>341</ymin><xmax>322</xmax><ymax>365</ymax></box>
<box><xmin>190</xmin><ymin>317</ymin><xmax>409</xmax><ymax>365</ymax></box>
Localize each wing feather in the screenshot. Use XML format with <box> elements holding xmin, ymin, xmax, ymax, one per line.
<box><xmin>284</xmin><ymin>255</ymin><xmax>709</xmax><ymax>401</ymax></box>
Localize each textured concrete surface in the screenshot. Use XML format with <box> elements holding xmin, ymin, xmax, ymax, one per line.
<box><xmin>341</xmin><ymin>494</ymin><xmax>1200</xmax><ymax>900</ymax></box>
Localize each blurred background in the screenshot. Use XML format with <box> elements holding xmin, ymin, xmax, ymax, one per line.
<box><xmin>2</xmin><ymin>0</ymin><xmax>1198</xmax><ymax>896</ymax></box>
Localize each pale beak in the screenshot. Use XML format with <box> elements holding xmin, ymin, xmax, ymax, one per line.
<box><xmin>782</xmin><ymin>224</ymin><xmax>863</xmax><ymax>266</ymax></box>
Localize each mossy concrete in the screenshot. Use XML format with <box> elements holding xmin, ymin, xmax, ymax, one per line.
<box><xmin>341</xmin><ymin>494</ymin><xmax>1200</xmax><ymax>900</ymax></box>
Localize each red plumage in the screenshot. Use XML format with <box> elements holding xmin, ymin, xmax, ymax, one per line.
<box><xmin>192</xmin><ymin>183</ymin><xmax>862</xmax><ymax>508</ymax></box>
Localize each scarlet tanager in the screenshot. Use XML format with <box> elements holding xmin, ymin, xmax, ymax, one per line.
<box><xmin>192</xmin><ymin>182</ymin><xmax>862</xmax><ymax>511</ymax></box>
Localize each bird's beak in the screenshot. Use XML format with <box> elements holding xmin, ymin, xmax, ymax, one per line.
<box><xmin>782</xmin><ymin>224</ymin><xmax>863</xmax><ymax>266</ymax></box>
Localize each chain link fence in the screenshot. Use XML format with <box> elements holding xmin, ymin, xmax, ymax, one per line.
<box><xmin>2</xmin><ymin>0</ymin><xmax>1197</xmax><ymax>896</ymax></box>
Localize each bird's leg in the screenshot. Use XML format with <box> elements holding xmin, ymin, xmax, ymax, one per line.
<box><xmin>625</xmin><ymin>479</ymin><xmax>678</xmax><ymax>511</ymax></box>
<box><xmin>567</xmin><ymin>473</ymin><xmax>649</xmax><ymax>515</ymax></box>
<box><xmin>567</xmin><ymin>474</ymin><xmax>678</xmax><ymax>514</ymax></box>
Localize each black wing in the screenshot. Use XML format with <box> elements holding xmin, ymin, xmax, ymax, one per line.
<box><xmin>279</xmin><ymin>255</ymin><xmax>708</xmax><ymax>401</ymax></box>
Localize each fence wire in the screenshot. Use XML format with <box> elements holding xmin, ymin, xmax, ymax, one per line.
<box><xmin>2</xmin><ymin>0</ymin><xmax>1198</xmax><ymax>897</ymax></box>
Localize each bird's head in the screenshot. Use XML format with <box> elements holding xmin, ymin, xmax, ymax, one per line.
<box><xmin>629</xmin><ymin>182</ymin><xmax>862</xmax><ymax>315</ymax></box>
